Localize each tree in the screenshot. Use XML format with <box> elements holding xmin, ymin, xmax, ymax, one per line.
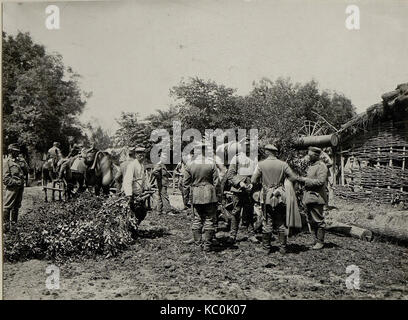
<box><xmin>113</xmin><ymin>112</ymin><xmax>152</xmax><ymax>148</ymax></box>
<box><xmin>85</xmin><ymin>121</ymin><xmax>112</xmax><ymax>150</ymax></box>
<box><xmin>2</xmin><ymin>32</ymin><xmax>90</xmax><ymax>155</ymax></box>
<box><xmin>170</xmin><ymin>77</ymin><xmax>245</xmax><ymax>133</ymax></box>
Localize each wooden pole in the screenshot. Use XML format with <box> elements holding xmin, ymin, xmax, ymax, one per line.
<box><xmin>340</xmin><ymin>147</ymin><xmax>345</xmax><ymax>186</ymax></box>
<box><xmin>402</xmin><ymin>146</ymin><xmax>406</xmax><ymax>192</ymax></box>
<box><xmin>388</xmin><ymin>146</ymin><xmax>393</xmax><ymax>190</ymax></box>
<box><xmin>332</xmin><ymin>148</ymin><xmax>337</xmax><ymax>186</ymax></box>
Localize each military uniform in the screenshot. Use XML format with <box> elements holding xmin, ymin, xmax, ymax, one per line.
<box><xmin>152</xmin><ymin>162</ymin><xmax>173</xmax><ymax>214</ymax></box>
<box><xmin>251</xmin><ymin>146</ymin><xmax>298</xmax><ymax>253</ymax></box>
<box><xmin>123</xmin><ymin>155</ymin><xmax>148</xmax><ymax>227</ymax></box>
<box><xmin>301</xmin><ymin>154</ymin><xmax>328</xmax><ymax>248</ymax></box>
<box><xmin>3</xmin><ymin>145</ymin><xmax>28</xmax><ymax>229</ymax></box>
<box><xmin>175</xmin><ymin>160</ymin><xmax>190</xmax><ymax>210</ymax></box>
<box><xmin>183</xmin><ymin>154</ymin><xmax>219</xmax><ymax>252</ymax></box>
<box><xmin>226</xmin><ymin>152</ymin><xmax>256</xmax><ymax>242</ymax></box>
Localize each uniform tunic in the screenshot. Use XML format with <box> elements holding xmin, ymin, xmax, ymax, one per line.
<box><xmin>227</xmin><ymin>153</ymin><xmax>256</xmax><ymax>234</ymax></box>
<box><xmin>123</xmin><ymin>158</ymin><xmax>146</xmax><ymax>197</ymax></box>
<box><xmin>152</xmin><ymin>162</ymin><xmax>172</xmax><ymax>213</ymax></box>
<box><xmin>302</xmin><ymin>160</ymin><xmax>328</xmax><ymax>229</ymax></box>
<box><xmin>183</xmin><ymin>156</ymin><xmax>219</xmax><ymax>231</ymax></box>
<box><xmin>251</xmin><ymin>155</ymin><xmax>297</xmax><ymax>234</ymax></box>
<box><xmin>3</xmin><ymin>156</ymin><xmax>28</xmax><ymax>220</ymax></box>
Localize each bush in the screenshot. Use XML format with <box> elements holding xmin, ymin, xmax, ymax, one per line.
<box><xmin>4</xmin><ymin>194</ymin><xmax>138</xmax><ymax>262</ymax></box>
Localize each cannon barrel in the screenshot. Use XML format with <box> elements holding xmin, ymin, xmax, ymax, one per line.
<box><xmin>294</xmin><ymin>133</ymin><xmax>339</xmax><ymax>148</ymax></box>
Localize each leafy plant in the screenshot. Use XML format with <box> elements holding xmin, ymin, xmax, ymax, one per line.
<box><xmin>4</xmin><ymin>194</ymin><xmax>138</xmax><ymax>262</ymax></box>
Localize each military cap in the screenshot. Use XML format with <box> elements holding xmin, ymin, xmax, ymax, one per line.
<box><xmin>8</xmin><ymin>144</ymin><xmax>20</xmax><ymax>152</ymax></box>
<box><xmin>53</xmin><ymin>142</ymin><xmax>60</xmax><ymax>146</ymax></box>
<box><xmin>308</xmin><ymin>146</ymin><xmax>322</xmax><ymax>155</ymax></box>
<box><xmin>264</xmin><ymin>144</ymin><xmax>278</xmax><ymax>152</ymax></box>
<box><xmin>135</xmin><ymin>147</ymin><xmax>146</xmax><ymax>153</ymax></box>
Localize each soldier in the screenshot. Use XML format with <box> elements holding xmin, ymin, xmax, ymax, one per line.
<box><xmin>115</xmin><ymin>147</ymin><xmax>136</xmax><ymax>192</ymax></box>
<box><xmin>3</xmin><ymin>144</ymin><xmax>28</xmax><ymax>232</ymax></box>
<box><xmin>183</xmin><ymin>142</ymin><xmax>219</xmax><ymax>252</ymax></box>
<box><xmin>123</xmin><ymin>147</ymin><xmax>148</xmax><ymax>228</ymax></box>
<box><xmin>251</xmin><ymin>144</ymin><xmax>298</xmax><ymax>254</ymax></box>
<box><xmin>174</xmin><ymin>154</ymin><xmax>192</xmax><ymax>211</ymax></box>
<box><xmin>298</xmin><ymin>147</ymin><xmax>329</xmax><ymax>250</ymax></box>
<box><xmin>226</xmin><ymin>142</ymin><xmax>257</xmax><ymax>244</ymax></box>
<box><xmin>47</xmin><ymin>142</ymin><xmax>62</xmax><ymax>171</ymax></box>
<box><xmin>151</xmin><ymin>149</ymin><xmax>177</xmax><ymax>215</ymax></box>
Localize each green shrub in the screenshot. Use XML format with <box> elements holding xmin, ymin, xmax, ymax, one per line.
<box><xmin>4</xmin><ymin>194</ymin><xmax>137</xmax><ymax>262</ymax></box>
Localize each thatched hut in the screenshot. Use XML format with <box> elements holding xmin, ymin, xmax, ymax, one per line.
<box><xmin>334</xmin><ymin>83</ymin><xmax>408</xmax><ymax>204</ymax></box>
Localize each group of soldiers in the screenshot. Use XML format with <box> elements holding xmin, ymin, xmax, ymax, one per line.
<box><xmin>121</xmin><ymin>140</ymin><xmax>329</xmax><ymax>254</ymax></box>
<box><xmin>2</xmin><ymin>141</ymin><xmax>90</xmax><ymax>232</ymax></box>
<box><xmin>3</xmin><ymin>139</ymin><xmax>329</xmax><ymax>256</ymax></box>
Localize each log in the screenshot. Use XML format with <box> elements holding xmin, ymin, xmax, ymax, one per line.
<box><xmin>294</xmin><ymin>134</ymin><xmax>339</xmax><ymax>148</ymax></box>
<box><xmin>325</xmin><ymin>220</ymin><xmax>373</xmax><ymax>241</ymax></box>
<box><xmin>350</xmin><ymin>216</ymin><xmax>408</xmax><ymax>242</ymax></box>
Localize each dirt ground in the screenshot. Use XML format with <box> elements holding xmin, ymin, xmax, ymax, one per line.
<box><xmin>3</xmin><ymin>186</ymin><xmax>408</xmax><ymax>300</ymax></box>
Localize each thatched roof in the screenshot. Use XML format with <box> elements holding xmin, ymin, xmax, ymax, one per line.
<box><xmin>338</xmin><ymin>83</ymin><xmax>408</xmax><ymax>141</ymax></box>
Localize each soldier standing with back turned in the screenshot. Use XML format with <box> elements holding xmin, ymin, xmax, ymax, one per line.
<box><xmin>251</xmin><ymin>144</ymin><xmax>298</xmax><ymax>254</ymax></box>
<box><xmin>183</xmin><ymin>142</ymin><xmax>219</xmax><ymax>252</ymax></box>
<box><xmin>3</xmin><ymin>144</ymin><xmax>28</xmax><ymax>232</ymax></box>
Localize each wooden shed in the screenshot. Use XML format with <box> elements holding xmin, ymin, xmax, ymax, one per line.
<box><xmin>334</xmin><ymin>83</ymin><xmax>408</xmax><ymax>204</ymax></box>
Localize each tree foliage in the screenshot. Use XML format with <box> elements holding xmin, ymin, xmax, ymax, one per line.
<box><xmin>2</xmin><ymin>32</ymin><xmax>90</xmax><ymax>155</ymax></box>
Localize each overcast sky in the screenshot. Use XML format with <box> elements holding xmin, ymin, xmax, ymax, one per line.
<box><xmin>3</xmin><ymin>0</ymin><xmax>408</xmax><ymax>132</ymax></box>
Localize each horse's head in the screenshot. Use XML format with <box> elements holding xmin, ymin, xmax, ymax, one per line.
<box><xmin>83</xmin><ymin>148</ymin><xmax>98</xmax><ymax>166</ymax></box>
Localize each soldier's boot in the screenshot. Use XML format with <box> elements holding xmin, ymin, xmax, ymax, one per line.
<box><xmin>192</xmin><ymin>229</ymin><xmax>202</xmax><ymax>247</ymax></box>
<box><xmin>227</xmin><ymin>216</ymin><xmax>239</xmax><ymax>245</ymax></box>
<box><xmin>312</xmin><ymin>228</ymin><xmax>325</xmax><ymax>250</ymax></box>
<box><xmin>256</xmin><ymin>233</ymin><xmax>272</xmax><ymax>254</ymax></box>
<box><xmin>11</xmin><ymin>209</ymin><xmax>19</xmax><ymax>223</ymax></box>
<box><xmin>3</xmin><ymin>209</ymin><xmax>11</xmax><ymax>233</ymax></box>
<box><xmin>203</xmin><ymin>229</ymin><xmax>215</xmax><ymax>252</ymax></box>
<box><xmin>278</xmin><ymin>230</ymin><xmax>288</xmax><ymax>254</ymax></box>
<box><xmin>307</xmin><ymin>223</ymin><xmax>317</xmax><ymax>246</ymax></box>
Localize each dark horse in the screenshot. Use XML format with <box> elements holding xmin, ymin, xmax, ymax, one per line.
<box><xmin>82</xmin><ymin>149</ymin><xmax>115</xmax><ymax>196</ymax></box>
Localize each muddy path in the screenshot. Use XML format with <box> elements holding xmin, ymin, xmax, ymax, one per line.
<box><xmin>3</xmin><ymin>187</ymin><xmax>408</xmax><ymax>300</ymax></box>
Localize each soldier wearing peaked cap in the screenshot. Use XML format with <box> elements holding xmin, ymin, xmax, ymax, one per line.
<box><xmin>298</xmin><ymin>146</ymin><xmax>329</xmax><ymax>250</ymax></box>
<box><xmin>251</xmin><ymin>144</ymin><xmax>299</xmax><ymax>254</ymax></box>
<box><xmin>3</xmin><ymin>144</ymin><xmax>28</xmax><ymax>232</ymax></box>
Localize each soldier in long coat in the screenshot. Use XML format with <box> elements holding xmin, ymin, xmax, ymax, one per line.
<box><xmin>298</xmin><ymin>147</ymin><xmax>329</xmax><ymax>250</ymax></box>
<box><xmin>183</xmin><ymin>143</ymin><xmax>219</xmax><ymax>252</ymax></box>
<box><xmin>3</xmin><ymin>144</ymin><xmax>28</xmax><ymax>232</ymax></box>
<box><xmin>251</xmin><ymin>144</ymin><xmax>298</xmax><ymax>254</ymax></box>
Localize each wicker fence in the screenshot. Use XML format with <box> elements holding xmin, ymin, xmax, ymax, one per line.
<box><xmin>336</xmin><ymin>119</ymin><xmax>408</xmax><ymax>203</ymax></box>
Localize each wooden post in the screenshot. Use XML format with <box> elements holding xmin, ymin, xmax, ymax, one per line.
<box><xmin>376</xmin><ymin>147</ymin><xmax>380</xmax><ymax>189</ymax></box>
<box><xmin>340</xmin><ymin>147</ymin><xmax>345</xmax><ymax>186</ymax></box>
<box><xmin>332</xmin><ymin>148</ymin><xmax>337</xmax><ymax>186</ymax></box>
<box><xmin>388</xmin><ymin>146</ymin><xmax>393</xmax><ymax>190</ymax></box>
<box><xmin>402</xmin><ymin>146</ymin><xmax>406</xmax><ymax>192</ymax></box>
